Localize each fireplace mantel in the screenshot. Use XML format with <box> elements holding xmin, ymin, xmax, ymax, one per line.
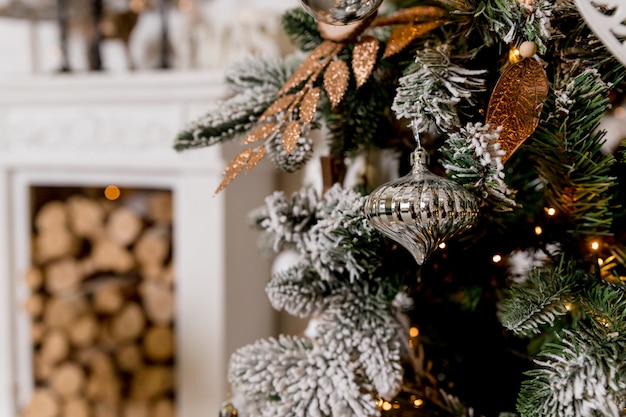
<box><xmin>0</xmin><ymin>71</ymin><xmax>276</xmax><ymax>417</ymax></box>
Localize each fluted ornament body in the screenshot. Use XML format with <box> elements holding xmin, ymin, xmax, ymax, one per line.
<box><xmin>364</xmin><ymin>149</ymin><xmax>479</xmax><ymax>265</ymax></box>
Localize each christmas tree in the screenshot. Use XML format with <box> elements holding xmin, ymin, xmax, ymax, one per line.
<box><xmin>174</xmin><ymin>0</ymin><xmax>626</xmax><ymax>415</ymax></box>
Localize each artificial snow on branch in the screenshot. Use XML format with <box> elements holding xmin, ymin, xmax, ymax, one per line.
<box><xmin>440</xmin><ymin>121</ymin><xmax>516</xmax><ymax>212</ymax></box>
<box><xmin>392</xmin><ymin>45</ymin><xmax>487</xmax><ymax>136</ymax></box>
<box><xmin>174</xmin><ymin>55</ymin><xmax>301</xmax><ymax>151</ymax></box>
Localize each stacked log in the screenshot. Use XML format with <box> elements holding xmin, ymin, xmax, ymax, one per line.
<box><xmin>21</xmin><ymin>190</ymin><xmax>176</xmax><ymax>417</ymax></box>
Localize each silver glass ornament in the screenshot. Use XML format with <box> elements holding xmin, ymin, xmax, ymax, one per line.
<box><xmin>364</xmin><ymin>148</ymin><xmax>479</xmax><ymax>265</ymax></box>
<box><xmin>300</xmin><ymin>0</ymin><xmax>383</xmax><ymax>25</ymax></box>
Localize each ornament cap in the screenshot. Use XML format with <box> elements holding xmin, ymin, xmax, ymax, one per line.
<box><xmin>410</xmin><ymin>147</ymin><xmax>428</xmax><ymax>171</ymax></box>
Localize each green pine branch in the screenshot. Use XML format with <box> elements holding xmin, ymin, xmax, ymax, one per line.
<box><xmin>528</xmin><ymin>69</ymin><xmax>618</xmax><ymax>238</ymax></box>
<box><xmin>281</xmin><ymin>8</ymin><xmax>324</xmax><ymax>52</ymax></box>
<box><xmin>500</xmin><ymin>255</ymin><xmax>582</xmax><ymax>337</ymax></box>
<box><xmin>173</xmin><ymin>55</ymin><xmax>300</xmax><ymax>152</ymax></box>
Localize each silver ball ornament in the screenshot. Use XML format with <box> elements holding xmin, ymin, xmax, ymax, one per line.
<box><xmin>300</xmin><ymin>0</ymin><xmax>383</xmax><ymax>25</ymax></box>
<box><xmin>364</xmin><ymin>148</ymin><xmax>479</xmax><ymax>265</ymax></box>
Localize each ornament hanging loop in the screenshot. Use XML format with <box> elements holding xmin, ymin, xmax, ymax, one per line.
<box><xmin>409</xmin><ymin>119</ymin><xmax>428</xmax><ymax>169</ymax></box>
<box><xmin>409</xmin><ymin>119</ymin><xmax>423</xmax><ymax>149</ymax></box>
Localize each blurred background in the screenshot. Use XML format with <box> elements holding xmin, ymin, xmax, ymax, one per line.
<box><xmin>0</xmin><ymin>0</ymin><xmax>296</xmax><ymax>74</ymax></box>
<box><xmin>0</xmin><ymin>1</ymin><xmax>303</xmax><ymax>417</ymax></box>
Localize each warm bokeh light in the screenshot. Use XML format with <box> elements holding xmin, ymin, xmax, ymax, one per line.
<box><xmin>413</xmin><ymin>398</ymin><xmax>424</xmax><ymax>408</ymax></box>
<box><xmin>534</xmin><ymin>225</ymin><xmax>543</xmax><ymax>235</ymax></box>
<box><xmin>104</xmin><ymin>185</ymin><xmax>121</xmax><ymax>201</ymax></box>
<box><xmin>438</xmin><ymin>242</ymin><xmax>446</xmax><ymax>249</ymax></box>
<box><xmin>545</xmin><ymin>207</ymin><xmax>556</xmax><ymax>216</ymax></box>
<box><xmin>492</xmin><ymin>254</ymin><xmax>502</xmax><ymax>263</ymax></box>
<box><xmin>409</xmin><ymin>327</ymin><xmax>419</xmax><ymax>338</ymax></box>
<box><xmin>382</xmin><ymin>401</ymin><xmax>392</xmax><ymax>411</ymax></box>
<box><xmin>591</xmin><ymin>241</ymin><xmax>600</xmax><ymax>251</ymax></box>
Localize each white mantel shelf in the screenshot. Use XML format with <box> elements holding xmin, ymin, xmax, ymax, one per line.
<box><xmin>0</xmin><ymin>71</ymin><xmax>231</xmax><ymax>172</ymax></box>
<box><xmin>0</xmin><ymin>70</ymin><xmax>276</xmax><ymax>417</ymax></box>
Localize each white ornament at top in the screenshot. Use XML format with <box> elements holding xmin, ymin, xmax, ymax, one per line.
<box><xmin>575</xmin><ymin>0</ymin><xmax>626</xmax><ymax>67</ymax></box>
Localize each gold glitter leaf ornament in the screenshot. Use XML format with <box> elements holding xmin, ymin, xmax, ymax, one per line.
<box><xmin>214</xmin><ymin>145</ymin><xmax>267</xmax><ymax>195</ymax></box>
<box><xmin>279</xmin><ymin>41</ymin><xmax>339</xmax><ymax>95</ymax></box>
<box><xmin>246</xmin><ymin>146</ymin><xmax>267</xmax><ymax>170</ymax></box>
<box><xmin>373</xmin><ymin>5</ymin><xmax>447</xmax><ymax>26</ymax></box>
<box><xmin>352</xmin><ymin>36</ymin><xmax>379</xmax><ymax>88</ymax></box>
<box><xmin>282</xmin><ymin>120</ymin><xmax>302</xmax><ymax>154</ymax></box>
<box><xmin>243</xmin><ymin>122</ymin><xmax>277</xmax><ymax>144</ymax></box>
<box><xmin>260</xmin><ymin>94</ymin><xmax>298</xmax><ymax>120</ymax></box>
<box><xmin>324</xmin><ymin>59</ymin><xmax>350</xmax><ymax>107</ymax></box>
<box><xmin>486</xmin><ymin>58</ymin><xmax>549</xmax><ymax>163</ymax></box>
<box><xmin>214</xmin><ymin>148</ymin><xmax>253</xmax><ymax>196</ymax></box>
<box><xmin>300</xmin><ymin>87</ymin><xmax>321</xmax><ymax>125</ymax></box>
<box><xmin>383</xmin><ymin>20</ymin><xmax>443</xmax><ymax>58</ymax></box>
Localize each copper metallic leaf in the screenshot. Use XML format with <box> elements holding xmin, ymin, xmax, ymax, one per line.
<box><xmin>242</xmin><ymin>122</ymin><xmax>277</xmax><ymax>144</ymax></box>
<box><xmin>486</xmin><ymin>58</ymin><xmax>549</xmax><ymax>163</ymax></box>
<box><xmin>260</xmin><ymin>94</ymin><xmax>297</xmax><ymax>121</ymax></box>
<box><xmin>324</xmin><ymin>59</ymin><xmax>350</xmax><ymax>107</ymax></box>
<box><xmin>352</xmin><ymin>36</ymin><xmax>379</xmax><ymax>88</ymax></box>
<box><xmin>214</xmin><ymin>148</ymin><xmax>252</xmax><ymax>195</ymax></box>
<box><xmin>299</xmin><ymin>87</ymin><xmax>321</xmax><ymax>125</ymax></box>
<box><xmin>383</xmin><ymin>21</ymin><xmax>442</xmax><ymax>58</ymax></box>
<box><xmin>279</xmin><ymin>41</ymin><xmax>338</xmax><ymax>95</ymax></box>
<box><xmin>282</xmin><ymin>120</ymin><xmax>301</xmax><ymax>154</ymax></box>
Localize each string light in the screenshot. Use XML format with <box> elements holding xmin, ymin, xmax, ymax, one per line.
<box><xmin>545</xmin><ymin>207</ymin><xmax>556</xmax><ymax>216</ymax></box>
<box><xmin>409</xmin><ymin>327</ymin><xmax>419</xmax><ymax>338</ymax></box>
<box><xmin>509</xmin><ymin>47</ymin><xmax>521</xmax><ymax>63</ymax></box>
<box><xmin>413</xmin><ymin>399</ymin><xmax>424</xmax><ymax>408</ymax></box>
<box><xmin>104</xmin><ymin>185</ymin><xmax>121</xmax><ymax>201</ymax></box>
<box><xmin>492</xmin><ymin>254</ymin><xmax>502</xmax><ymax>263</ymax></box>
<box><xmin>591</xmin><ymin>241</ymin><xmax>600</xmax><ymax>251</ymax></box>
<box><xmin>534</xmin><ymin>226</ymin><xmax>542</xmax><ymax>235</ymax></box>
<box><xmin>438</xmin><ymin>242</ymin><xmax>446</xmax><ymax>249</ymax></box>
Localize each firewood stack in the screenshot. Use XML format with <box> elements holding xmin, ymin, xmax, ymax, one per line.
<box><xmin>21</xmin><ymin>190</ymin><xmax>176</xmax><ymax>417</ymax></box>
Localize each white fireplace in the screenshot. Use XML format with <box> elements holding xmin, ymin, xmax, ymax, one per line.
<box><xmin>0</xmin><ymin>71</ymin><xmax>276</xmax><ymax>417</ymax></box>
